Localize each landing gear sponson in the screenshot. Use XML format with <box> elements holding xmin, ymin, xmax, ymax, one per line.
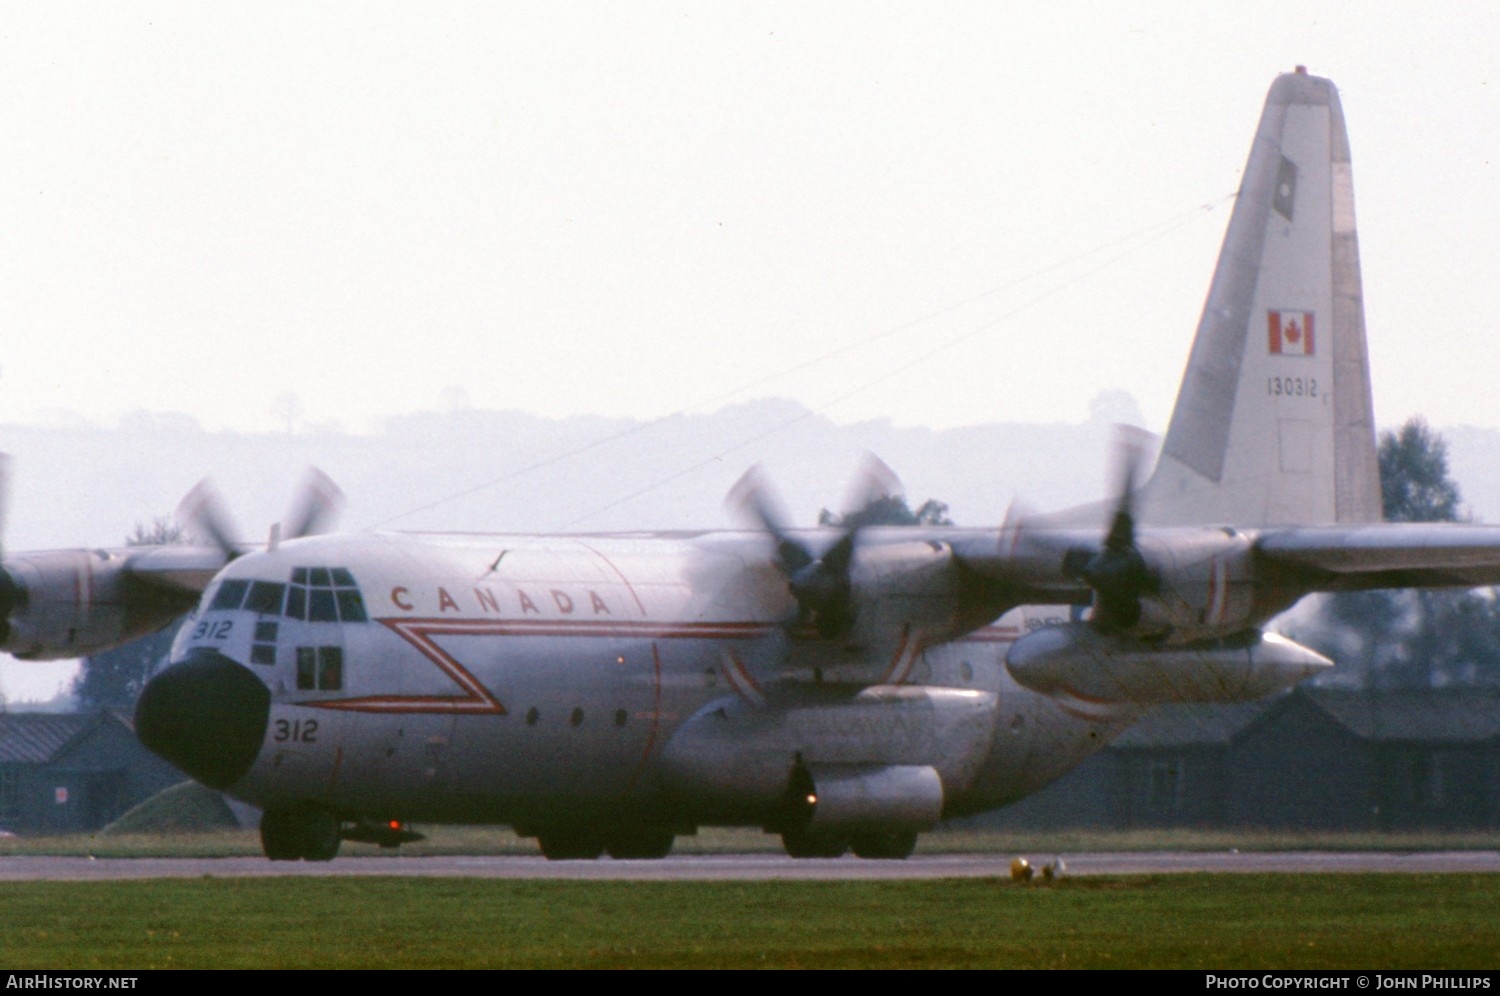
<box><xmin>780</xmin><ymin>829</ymin><xmax>919</xmax><ymax>860</ymax></box>
<box><xmin>534</xmin><ymin>828</ymin><xmax>677</xmax><ymax>860</ymax></box>
<box><xmin>259</xmin><ymin>808</ymin><xmax>423</xmax><ymax>861</ymax></box>
<box><xmin>529</xmin><ymin>827</ymin><xmax>921</xmax><ymax>860</ymax></box>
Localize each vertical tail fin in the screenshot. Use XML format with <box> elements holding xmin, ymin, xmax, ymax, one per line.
<box><xmin>1139</xmin><ymin>69</ymin><xmax>1381</xmax><ymax>527</ymax></box>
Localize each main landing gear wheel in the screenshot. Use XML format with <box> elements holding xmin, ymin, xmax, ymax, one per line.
<box><xmin>849</xmin><ymin>830</ymin><xmax>919</xmax><ymax>860</ymax></box>
<box><xmin>260</xmin><ymin>806</ymin><xmax>342</xmax><ymax>862</ymax></box>
<box><xmin>537</xmin><ymin>831</ymin><xmax>606</xmax><ymax>860</ymax></box>
<box><xmin>781</xmin><ymin>829</ymin><xmax>849</xmax><ymax>859</ymax></box>
<box><xmin>605</xmin><ymin>830</ymin><xmax>676</xmax><ymax>860</ymax></box>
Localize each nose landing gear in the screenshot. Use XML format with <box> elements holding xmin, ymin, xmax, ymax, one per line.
<box><xmin>260</xmin><ymin>805</ymin><xmax>341</xmax><ymax>862</ymax></box>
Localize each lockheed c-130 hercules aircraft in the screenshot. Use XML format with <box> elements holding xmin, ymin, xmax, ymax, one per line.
<box><xmin>4</xmin><ymin>69</ymin><xmax>1499</xmax><ymax>861</ymax></box>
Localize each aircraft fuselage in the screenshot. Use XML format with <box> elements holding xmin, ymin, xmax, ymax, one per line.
<box><xmin>157</xmin><ymin>530</ymin><xmax>1136</xmax><ymax>840</ymax></box>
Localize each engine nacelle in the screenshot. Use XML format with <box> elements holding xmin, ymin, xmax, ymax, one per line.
<box><xmin>658</xmin><ymin>685</ymin><xmax>994</xmax><ymax>826</ymax></box>
<box><xmin>783</xmin><ymin>540</ymin><xmax>968</xmax><ymax>685</ymax></box>
<box><xmin>847</xmin><ymin>540</ymin><xmax>963</xmax><ymax>638</ymax></box>
<box><xmin>783</xmin><ymin>762</ymin><xmax>944</xmax><ymax>834</ymax></box>
<box><xmin>0</xmin><ymin>549</ymin><xmax>189</xmax><ymax>660</ymax></box>
<box><xmin>1005</xmin><ymin>622</ymin><xmax>1331</xmax><ymax>704</ymax></box>
<box><xmin>1132</xmin><ymin>529</ymin><xmax>1257</xmax><ymax>640</ymax></box>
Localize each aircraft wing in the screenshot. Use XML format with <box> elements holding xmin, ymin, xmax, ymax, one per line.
<box><xmin>0</xmin><ymin>543</ymin><xmax>226</xmax><ymax>659</ymax></box>
<box><xmin>120</xmin><ymin>544</ymin><xmax>230</xmax><ymax>594</ymax></box>
<box><xmin>946</xmin><ymin>520</ymin><xmax>1500</xmax><ymax>645</ymax></box>
<box><xmin>951</xmin><ymin>522</ymin><xmax>1500</xmax><ymax>592</ymax></box>
<box><xmin>947</xmin><ymin>528</ymin><xmax>1095</xmax><ymax>607</ymax></box>
<box><xmin>1254</xmin><ymin>524</ymin><xmax>1500</xmax><ymax>589</ymax></box>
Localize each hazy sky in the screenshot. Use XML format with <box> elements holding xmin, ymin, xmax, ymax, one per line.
<box><xmin>3</xmin><ymin>1</ymin><xmax>1498</xmax><ymax>440</ymax></box>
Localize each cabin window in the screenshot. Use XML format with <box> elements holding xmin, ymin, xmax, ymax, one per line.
<box><xmin>296</xmin><ymin>647</ymin><xmax>316</xmax><ymax>689</ymax></box>
<box><xmin>318</xmin><ymin>647</ymin><xmax>343</xmax><ymax>690</ymax></box>
<box><xmin>294</xmin><ymin>646</ymin><xmax>343</xmax><ymax>690</ymax></box>
<box><xmin>291</xmin><ymin>645</ymin><xmax>343</xmax><ymax>693</ymax></box>
<box><xmin>250</xmin><ymin>621</ymin><xmax>279</xmax><ymax>666</ymax></box>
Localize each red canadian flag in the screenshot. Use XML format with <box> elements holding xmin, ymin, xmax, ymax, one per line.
<box><xmin>1268</xmin><ymin>310</ymin><xmax>1315</xmax><ymax>356</ymax></box>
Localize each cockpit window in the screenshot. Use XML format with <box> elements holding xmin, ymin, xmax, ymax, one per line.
<box><xmin>207</xmin><ymin>568</ymin><xmax>366</xmax><ymax>622</ymax></box>
<box><xmin>289</xmin><ymin>567</ymin><xmax>367</xmax><ymax>623</ymax></box>
<box><xmin>336</xmin><ymin>589</ymin><xmax>367</xmax><ymax>623</ymax></box>
<box><xmin>308</xmin><ymin>588</ymin><xmax>338</xmax><ymax>622</ymax></box>
<box><xmin>210</xmin><ymin>580</ymin><xmax>249</xmax><ymax>611</ymax></box>
<box><xmin>245</xmin><ymin>581</ymin><xmax>286</xmax><ymax>615</ymax></box>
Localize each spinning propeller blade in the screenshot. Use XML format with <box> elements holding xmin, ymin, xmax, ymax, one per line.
<box><xmin>282</xmin><ymin>468</ymin><xmax>345</xmax><ymax>540</ymax></box>
<box><xmin>176</xmin><ymin>469</ymin><xmax>344</xmax><ymax>560</ymax></box>
<box><xmin>726</xmin><ymin>455</ymin><xmax>908</xmax><ymax>639</ymax></box>
<box><xmin>1064</xmin><ymin>427</ymin><xmax>1160</xmax><ymax>633</ymax></box>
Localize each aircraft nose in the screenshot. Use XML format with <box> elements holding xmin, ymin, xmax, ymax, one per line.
<box><xmin>135</xmin><ymin>649</ymin><xmax>271</xmax><ymax>790</ymax></box>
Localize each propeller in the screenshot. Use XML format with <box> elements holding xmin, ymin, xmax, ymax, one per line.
<box><xmin>1063</xmin><ymin>427</ymin><xmax>1159</xmax><ymax>634</ymax></box>
<box><xmin>176</xmin><ymin>468</ymin><xmax>345</xmax><ymax>560</ymax></box>
<box><xmin>728</xmin><ymin>455</ymin><xmax>905</xmax><ymax>639</ymax></box>
<box><xmin>280</xmin><ymin>468</ymin><xmax>343</xmax><ymax>541</ymax></box>
<box><xmin>176</xmin><ymin>479</ymin><xmax>242</xmax><ymax>559</ymax></box>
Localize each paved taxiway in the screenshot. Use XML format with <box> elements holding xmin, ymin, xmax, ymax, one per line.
<box><xmin>3</xmin><ymin>851</ymin><xmax>1498</xmax><ymax>881</ymax></box>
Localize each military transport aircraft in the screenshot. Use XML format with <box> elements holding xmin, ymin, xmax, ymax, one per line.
<box><xmin>5</xmin><ymin>69</ymin><xmax>1499</xmax><ymax>861</ymax></box>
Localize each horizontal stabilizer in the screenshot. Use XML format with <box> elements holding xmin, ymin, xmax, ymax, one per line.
<box><xmin>1256</xmin><ymin>524</ymin><xmax>1500</xmax><ymax>588</ymax></box>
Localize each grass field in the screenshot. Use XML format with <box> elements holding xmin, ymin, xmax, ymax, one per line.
<box><xmin>2</xmin><ymin>874</ymin><xmax>1497</xmax><ymax>969</ymax></box>
<box><xmin>3</xmin><ymin>823</ymin><xmax>1496</xmax><ymax>968</ymax></box>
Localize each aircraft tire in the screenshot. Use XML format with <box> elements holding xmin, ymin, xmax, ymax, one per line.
<box><xmin>299</xmin><ymin>809</ymin><xmax>342</xmax><ymax>862</ymax></box>
<box><xmin>849</xmin><ymin>830</ymin><xmax>919</xmax><ymax>860</ymax></box>
<box><xmin>781</xmin><ymin>829</ymin><xmax>849</xmax><ymax>859</ymax></box>
<box><xmin>260</xmin><ymin>806</ymin><xmax>342</xmax><ymax>862</ymax></box>
<box><xmin>605</xmin><ymin>830</ymin><xmax>675</xmax><ymax>860</ymax></box>
<box><xmin>260</xmin><ymin>809</ymin><xmax>302</xmax><ymax>861</ymax></box>
<box><xmin>537</xmin><ymin>832</ymin><xmax>606</xmax><ymax>860</ymax></box>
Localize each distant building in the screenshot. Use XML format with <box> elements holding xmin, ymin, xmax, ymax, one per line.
<box><xmin>0</xmin><ymin>711</ymin><xmax>184</xmax><ymax>834</ymax></box>
<box><xmin>984</xmin><ymin>687</ymin><xmax>1500</xmax><ymax>830</ymax></box>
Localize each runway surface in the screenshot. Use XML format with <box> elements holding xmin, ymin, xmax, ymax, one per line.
<box><xmin>3</xmin><ymin>851</ymin><xmax>1498</xmax><ymax>881</ymax></box>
